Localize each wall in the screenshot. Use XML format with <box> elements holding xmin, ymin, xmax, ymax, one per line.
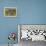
<box><xmin>0</xmin><ymin>0</ymin><xmax>46</xmax><ymax>44</ymax></box>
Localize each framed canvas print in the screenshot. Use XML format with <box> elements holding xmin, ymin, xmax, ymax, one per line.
<box><xmin>18</xmin><ymin>24</ymin><xmax>46</xmax><ymax>41</ymax></box>
<box><xmin>4</xmin><ymin>7</ymin><xmax>17</xmax><ymax>17</ymax></box>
